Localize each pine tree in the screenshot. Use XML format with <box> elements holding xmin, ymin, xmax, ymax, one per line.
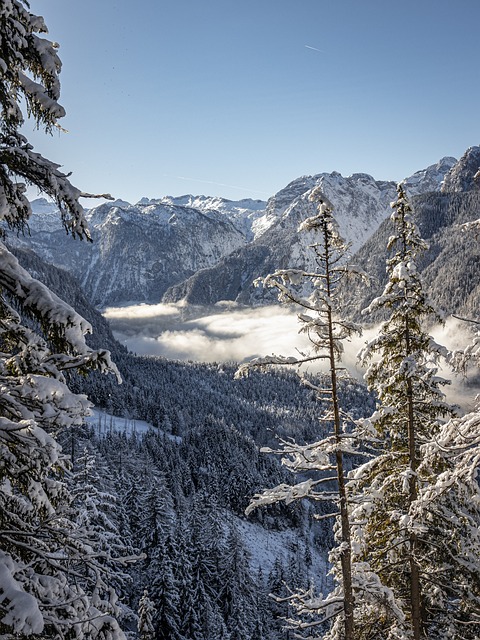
<box><xmin>354</xmin><ymin>183</ymin><xmax>457</xmax><ymax>638</ymax></box>
<box><xmin>0</xmin><ymin>2</ymin><xmax>123</xmax><ymax>637</ymax></box>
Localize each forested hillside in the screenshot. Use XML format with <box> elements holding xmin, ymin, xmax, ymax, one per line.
<box><xmin>9</xmin><ymin>243</ymin><xmax>376</xmax><ymax>637</ymax></box>
<box><xmin>2</xmin><ymin>3</ymin><xmax>480</xmax><ymax>639</ymax></box>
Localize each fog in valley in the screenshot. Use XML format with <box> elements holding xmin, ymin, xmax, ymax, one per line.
<box><xmin>103</xmin><ymin>302</ymin><xmax>478</xmax><ymax>411</ymax></box>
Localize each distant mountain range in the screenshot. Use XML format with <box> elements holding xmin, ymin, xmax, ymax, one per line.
<box><xmin>340</xmin><ymin>146</ymin><xmax>480</xmax><ymax>322</ymax></box>
<box><xmin>8</xmin><ymin>148</ymin><xmax>480</xmax><ymax>316</ymax></box>
<box><xmin>162</xmin><ymin>156</ymin><xmax>458</xmax><ymax>306</ymax></box>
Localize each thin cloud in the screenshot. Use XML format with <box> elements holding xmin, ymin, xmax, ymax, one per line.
<box><xmin>305</xmin><ymin>45</ymin><xmax>324</xmax><ymax>53</ymax></box>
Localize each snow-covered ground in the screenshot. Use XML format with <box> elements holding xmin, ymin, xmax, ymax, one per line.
<box><xmin>85</xmin><ymin>408</ymin><xmax>158</xmax><ymax>437</ymax></box>
<box><xmin>235</xmin><ymin>515</ymin><xmax>331</xmax><ymax>592</ymax></box>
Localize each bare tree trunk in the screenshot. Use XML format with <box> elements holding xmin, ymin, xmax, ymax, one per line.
<box><xmin>325</xmin><ymin>224</ymin><xmax>354</xmax><ymax>640</ymax></box>
<box><xmin>330</xmin><ymin>342</ymin><xmax>354</xmax><ymax>640</ymax></box>
<box><xmin>406</xmin><ymin>328</ymin><xmax>422</xmax><ymax>640</ymax></box>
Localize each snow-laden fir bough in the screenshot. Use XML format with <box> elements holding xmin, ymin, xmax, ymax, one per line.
<box><xmin>0</xmin><ymin>2</ymin><xmax>132</xmax><ymax>637</ymax></box>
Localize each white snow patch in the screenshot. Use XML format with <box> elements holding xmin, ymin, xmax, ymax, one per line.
<box><xmin>85</xmin><ymin>409</ymin><xmax>181</xmax><ymax>441</ymax></box>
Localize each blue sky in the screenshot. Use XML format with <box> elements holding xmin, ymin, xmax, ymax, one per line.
<box><xmin>27</xmin><ymin>0</ymin><xmax>480</xmax><ymax>203</ymax></box>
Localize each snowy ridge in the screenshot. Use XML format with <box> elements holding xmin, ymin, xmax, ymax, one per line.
<box><xmin>21</xmin><ymin>154</ymin><xmax>457</xmax><ymax>308</ymax></box>
<box><xmin>28</xmin><ymin>198</ymin><xmax>64</xmax><ymax>232</ymax></box>
<box><xmin>254</xmin><ymin>158</ymin><xmax>456</xmax><ymax>252</ymax></box>
<box><xmin>264</xmin><ymin>171</ymin><xmax>396</xmax><ymax>253</ymax></box>
<box><xmin>163</xmin><ymin>158</ymin><xmax>456</xmax><ymax>306</ymax></box>
<box><xmin>14</xmin><ymin>198</ymin><xmax>247</xmax><ymax>306</ymax></box>
<box><xmin>154</xmin><ymin>194</ymin><xmax>267</xmax><ymax>240</ymax></box>
<box><xmin>441</xmin><ymin>146</ymin><xmax>480</xmax><ymax>193</ymax></box>
<box><xmin>403</xmin><ymin>156</ymin><xmax>456</xmax><ymax>196</ymax></box>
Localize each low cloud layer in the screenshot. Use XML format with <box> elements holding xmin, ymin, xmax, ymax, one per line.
<box><xmin>103</xmin><ymin>303</ymin><xmax>478</xmax><ymax>410</ymax></box>
<box><xmin>104</xmin><ymin>303</ymin><xmax>311</xmax><ymax>363</ymax></box>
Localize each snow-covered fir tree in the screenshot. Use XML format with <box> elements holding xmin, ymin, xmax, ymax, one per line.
<box><xmin>238</xmin><ymin>188</ymin><xmax>394</xmax><ymax>639</ymax></box>
<box><xmin>0</xmin><ymin>1</ymin><xmax>125</xmax><ymax>636</ymax></box>
<box><xmin>353</xmin><ymin>183</ymin><xmax>458</xmax><ymax>639</ymax></box>
<box><xmin>137</xmin><ymin>589</ymin><xmax>156</xmax><ymax>640</ymax></box>
<box><xmin>412</xmin><ymin>410</ymin><xmax>480</xmax><ymax>638</ymax></box>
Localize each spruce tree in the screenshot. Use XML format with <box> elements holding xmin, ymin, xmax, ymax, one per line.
<box><xmin>137</xmin><ymin>589</ymin><xmax>156</xmax><ymax>640</ymax></box>
<box><xmin>354</xmin><ymin>183</ymin><xmax>457</xmax><ymax>638</ymax></box>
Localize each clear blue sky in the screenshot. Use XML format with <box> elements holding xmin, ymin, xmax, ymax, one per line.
<box><xmin>27</xmin><ymin>0</ymin><xmax>480</xmax><ymax>203</ymax></box>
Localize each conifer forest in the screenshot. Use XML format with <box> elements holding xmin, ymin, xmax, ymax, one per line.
<box><xmin>1</xmin><ymin>2</ymin><xmax>480</xmax><ymax>639</ymax></box>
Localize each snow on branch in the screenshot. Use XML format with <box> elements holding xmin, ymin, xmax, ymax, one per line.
<box><xmin>245</xmin><ymin>478</ymin><xmax>329</xmax><ymax>516</ymax></box>
<box><xmin>0</xmin><ymin>244</ymin><xmax>121</xmax><ymax>381</ymax></box>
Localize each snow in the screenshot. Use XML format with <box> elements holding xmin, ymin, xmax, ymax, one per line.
<box><xmin>0</xmin><ymin>551</ymin><xmax>44</xmax><ymax>635</ymax></box>
<box><xmin>235</xmin><ymin>515</ymin><xmax>330</xmax><ymax>590</ymax></box>
<box><xmin>85</xmin><ymin>409</ymin><xmax>183</xmax><ymax>442</ymax></box>
<box><xmin>18</xmin><ymin>71</ymin><xmax>65</xmax><ymax>118</ymax></box>
<box><xmin>155</xmin><ymin>194</ymin><xmax>267</xmax><ymax>240</ymax></box>
<box><xmin>85</xmin><ymin>409</ymin><xmax>158</xmax><ymax>437</ymax></box>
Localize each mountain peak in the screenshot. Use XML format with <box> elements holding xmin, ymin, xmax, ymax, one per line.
<box><xmin>403</xmin><ymin>156</ymin><xmax>457</xmax><ymax>197</ymax></box>
<box><xmin>441</xmin><ymin>146</ymin><xmax>480</xmax><ymax>193</ymax></box>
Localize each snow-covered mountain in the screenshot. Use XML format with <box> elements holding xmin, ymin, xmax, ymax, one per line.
<box><xmin>18</xmin><ymin>199</ymin><xmax>246</xmax><ymax>307</ymax></box>
<box><xmin>258</xmin><ymin>172</ymin><xmax>396</xmax><ymax>254</ymax></box>
<box><xmin>163</xmin><ymin>158</ymin><xmax>456</xmax><ymax>306</ymax></box>
<box><xmin>441</xmin><ymin>145</ymin><xmax>480</xmax><ymax>193</ymax></box>
<box><xmin>151</xmin><ymin>195</ymin><xmax>267</xmax><ymax>241</ymax></box>
<box><xmin>17</xmin><ymin>154</ymin><xmax>458</xmax><ymax>308</ymax></box>
<box><xmin>337</xmin><ymin>147</ymin><xmax>480</xmax><ymax>322</ymax></box>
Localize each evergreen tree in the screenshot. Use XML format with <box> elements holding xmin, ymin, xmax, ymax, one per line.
<box><xmin>410</xmin><ymin>410</ymin><xmax>480</xmax><ymax>637</ymax></box>
<box><xmin>138</xmin><ymin>472</ymin><xmax>175</xmax><ymax>560</ymax></box>
<box><xmin>137</xmin><ymin>589</ymin><xmax>156</xmax><ymax>640</ymax></box>
<box><xmin>218</xmin><ymin>526</ymin><xmax>256</xmax><ymax>640</ymax></box>
<box><xmin>150</xmin><ymin>538</ymin><xmax>183</xmax><ymax>640</ymax></box>
<box><xmin>354</xmin><ymin>183</ymin><xmax>457</xmax><ymax>638</ymax></box>
<box><xmin>267</xmin><ymin>557</ymin><xmax>291</xmax><ymax>639</ymax></box>
<box><xmin>238</xmin><ymin>187</ymin><xmax>383</xmax><ymax>639</ymax></box>
<box><xmin>69</xmin><ymin>446</ymin><xmax>136</xmax><ymax>601</ymax></box>
<box><xmin>0</xmin><ymin>2</ymin><xmax>123</xmax><ymax>636</ymax></box>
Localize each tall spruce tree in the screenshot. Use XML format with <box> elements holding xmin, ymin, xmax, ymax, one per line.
<box><xmin>238</xmin><ymin>188</ymin><xmax>398</xmax><ymax>639</ymax></box>
<box><xmin>354</xmin><ymin>183</ymin><xmax>457</xmax><ymax>639</ymax></box>
<box><xmin>0</xmin><ymin>2</ymin><xmax>124</xmax><ymax>636</ymax></box>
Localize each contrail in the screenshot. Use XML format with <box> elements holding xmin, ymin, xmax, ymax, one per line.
<box><xmin>174</xmin><ymin>175</ymin><xmax>271</xmax><ymax>196</ymax></box>
<box><xmin>305</xmin><ymin>45</ymin><xmax>324</xmax><ymax>53</ymax></box>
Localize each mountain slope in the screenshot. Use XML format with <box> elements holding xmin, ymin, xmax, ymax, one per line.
<box><xmin>163</xmin><ymin>159</ymin><xmax>455</xmax><ymax>306</ymax></box>
<box><xmin>153</xmin><ymin>194</ymin><xmax>267</xmax><ymax>240</ymax></box>
<box><xmin>341</xmin><ymin>147</ymin><xmax>480</xmax><ymax>322</ymax></box>
<box><xmin>14</xmin><ymin>155</ymin><xmax>457</xmax><ymax>309</ymax></box>
<box><xmin>14</xmin><ymin>199</ymin><xmax>246</xmax><ymax>306</ymax></box>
